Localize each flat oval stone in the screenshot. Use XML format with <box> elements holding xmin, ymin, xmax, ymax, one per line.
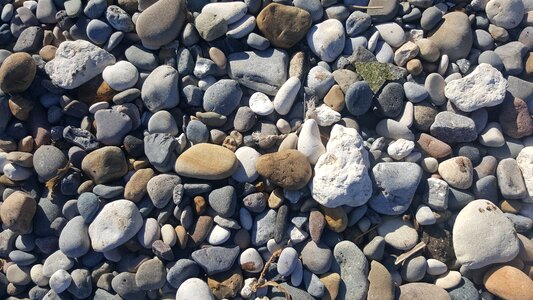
<box><xmin>256</xmin><ymin>149</ymin><xmax>312</xmax><ymax>190</ymax></box>
<box><xmin>135</xmin><ymin>0</ymin><xmax>186</xmax><ymax>49</ymax></box>
<box><xmin>0</xmin><ymin>52</ymin><xmax>36</xmax><ymax>94</ymax></box>
<box><xmin>483</xmin><ymin>265</ymin><xmax>533</xmax><ymax>299</ymax></box>
<box><xmin>175</xmin><ymin>143</ymin><xmax>238</xmax><ymax>180</ymax></box>
<box><xmin>428</xmin><ymin>12</ymin><xmax>473</xmax><ymax>61</ymax></box>
<box><xmin>81</xmin><ymin>146</ymin><xmax>128</xmax><ymax>184</ymax></box>
<box><xmin>256</xmin><ymin>3</ymin><xmax>312</xmax><ymax>49</ymax></box>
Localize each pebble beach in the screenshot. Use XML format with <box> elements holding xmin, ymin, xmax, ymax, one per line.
<box><xmin>1</xmin><ymin>0</ymin><xmax>533</xmax><ymax>299</ymax></box>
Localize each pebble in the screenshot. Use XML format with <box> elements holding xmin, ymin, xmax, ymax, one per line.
<box><xmin>297</xmin><ymin>119</ymin><xmax>325</xmax><ymax>165</ymax></box>
<box><xmin>0</xmin><ymin>191</ymin><xmax>36</xmax><ymax>234</ymax></box>
<box><xmin>88</xmin><ymin>200</ymin><xmax>143</xmax><ymax>252</ymax></box>
<box><xmin>428</xmin><ymin>12</ymin><xmax>473</xmax><ymax>61</ymax></box>
<box><xmin>368</xmin><ymin>260</ymin><xmax>394</xmax><ymax>300</ymax></box>
<box><xmin>273</xmin><ymin>77</ymin><xmax>301</xmax><ymax>115</ymax></box>
<box><xmin>486</xmin><ymin>0</ymin><xmax>524</xmax><ymax>29</ymax></box>
<box><xmin>312</xmin><ymin>125</ymin><xmax>372</xmax><ymax>207</ymax></box>
<box><xmin>435</xmin><ymin>271</ymin><xmax>461</xmax><ymax>289</ymax></box>
<box><xmin>256</xmin><ymin>149</ymin><xmax>312</xmax><ymax>190</ymax></box>
<box><xmin>135</xmin><ymin>0</ymin><xmax>186</xmax><ymax>49</ymax></box>
<box><xmin>45</xmin><ymin>40</ymin><xmax>116</xmax><ymax>89</ymax></box>
<box><xmin>176</xmin><ymin>278</ymin><xmax>214</xmax><ymax>300</ymax></box>
<box><xmin>256</xmin><ymin>3</ymin><xmax>311</xmax><ymax>49</ymax></box>
<box><xmin>239</xmin><ymin>248</ymin><xmax>263</xmax><ymax>273</ymax></box>
<box><xmin>141</xmin><ymin>65</ymin><xmax>179</xmax><ymax>112</ymax></box>
<box><xmin>333</xmin><ymin>241</ymin><xmax>368</xmax><ymax>300</ymax></box>
<box><xmin>483</xmin><ymin>265</ymin><xmax>533</xmax><ymax>299</ymax></box>
<box><xmin>453</xmin><ymin>200</ymin><xmax>519</xmax><ymax>269</ymax></box>
<box><xmin>102</xmin><ymin>61</ymin><xmax>138</xmax><ymax>91</ymax></box>
<box><xmin>249</xmin><ymin>92</ymin><xmax>274</xmax><ymax>116</ymax></box>
<box><xmin>500</xmin><ymin>96</ymin><xmax>533</xmax><ymax>139</ymax></box>
<box><xmin>0</xmin><ymin>53</ymin><xmax>36</xmax><ymax>94</ymax></box>
<box><xmin>233</xmin><ymin>146</ymin><xmax>260</xmax><ymax>182</ymax></box>
<box><xmin>278</xmin><ymin>247</ymin><xmax>299</xmax><ymax>276</ymax></box>
<box><xmin>402</xmin><ymin>255</ymin><xmax>427</xmax><ymax>282</ymax></box>
<box><xmin>375</xmin><ymin>22</ymin><xmax>406</xmax><ymax>48</ymax></box>
<box><xmin>191</xmin><ymin>246</ymin><xmax>240</xmax><ymax>275</ymax></box>
<box><xmin>399</xmin><ymin>283</ymin><xmax>450</xmax><ymax>300</ymax></box>
<box><xmin>306</xmin><ymin>19</ymin><xmax>345</xmax><ymax>62</ymax></box>
<box><xmin>252</xmin><ymin>209</ymin><xmax>276</xmax><ymax>246</ymax></box>
<box><xmin>58</xmin><ymin>216</ymin><xmax>90</xmax><ymax>258</ymax></box>
<box><xmin>301</xmin><ymin>241</ymin><xmax>332</xmax><ymax>275</ymax></box>
<box><xmin>378</xmin><ymin>217</ymin><xmax>419</xmax><ymax>250</ymax></box>
<box><xmin>94</xmin><ymin>109</ymin><xmax>132</xmax><ymax>145</ymax></box>
<box><xmin>430</xmin><ymin>112</ymin><xmax>477</xmax><ymax>143</ymax></box>
<box><xmin>49</xmin><ymin>269</ymin><xmax>71</xmax><ymax>293</ymax></box>
<box><xmin>370</xmin><ymin>162</ymin><xmax>423</xmax><ymax>215</ymax></box>
<box><xmin>175</xmin><ymin>143</ymin><xmax>238</xmax><ymax>180</ymax></box>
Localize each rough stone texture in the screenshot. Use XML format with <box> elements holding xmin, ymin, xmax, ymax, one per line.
<box><xmin>45</xmin><ymin>40</ymin><xmax>116</xmax><ymax>89</ymax></box>
<box><xmin>256</xmin><ymin>3</ymin><xmax>312</xmax><ymax>49</ymax></box>
<box><xmin>312</xmin><ymin>125</ymin><xmax>372</xmax><ymax>208</ymax></box>
<box><xmin>453</xmin><ymin>200</ymin><xmax>519</xmax><ymax>269</ymax></box>
<box><xmin>444</xmin><ymin>64</ymin><xmax>507</xmax><ymax>112</ymax></box>
<box><xmin>517</xmin><ymin>147</ymin><xmax>533</xmax><ymax>202</ymax></box>
<box><xmin>499</xmin><ymin>97</ymin><xmax>533</xmax><ymax>139</ymax></box>
<box><xmin>256</xmin><ymin>149</ymin><xmax>312</xmax><ymax>190</ymax></box>
<box><xmin>135</xmin><ymin>0</ymin><xmax>186</xmax><ymax>49</ymax></box>
<box><xmin>88</xmin><ymin>200</ymin><xmax>143</xmax><ymax>252</ymax></box>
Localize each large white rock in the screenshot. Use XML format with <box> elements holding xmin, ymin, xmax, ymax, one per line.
<box><xmin>88</xmin><ymin>200</ymin><xmax>143</xmax><ymax>252</ymax></box>
<box><xmin>444</xmin><ymin>63</ymin><xmax>507</xmax><ymax>112</ymax></box>
<box><xmin>45</xmin><ymin>40</ymin><xmax>116</xmax><ymax>89</ymax></box>
<box><xmin>453</xmin><ymin>199</ymin><xmax>519</xmax><ymax>269</ymax></box>
<box><xmin>517</xmin><ymin>147</ymin><xmax>533</xmax><ymax>203</ymax></box>
<box><xmin>311</xmin><ymin>124</ymin><xmax>372</xmax><ymax>207</ymax></box>
<box><xmin>297</xmin><ymin>119</ymin><xmax>325</xmax><ymax>165</ymax></box>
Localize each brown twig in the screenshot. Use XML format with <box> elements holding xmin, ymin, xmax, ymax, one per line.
<box><xmin>250</xmin><ymin>248</ymin><xmax>291</xmax><ymax>300</ymax></box>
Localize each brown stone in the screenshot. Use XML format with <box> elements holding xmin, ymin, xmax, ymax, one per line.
<box><xmin>78</xmin><ymin>77</ymin><xmax>118</xmax><ymax>105</ymax></box>
<box><xmin>81</xmin><ymin>146</ymin><xmax>129</xmax><ymax>184</ymax></box>
<box><xmin>413</xmin><ymin>103</ymin><xmax>438</xmax><ymax>132</ymax></box>
<box><xmin>209</xmin><ymin>47</ymin><xmax>226</xmax><ymax>69</ymax></box>
<box><xmin>321</xmin><ymin>206</ymin><xmax>348</xmax><ymax>233</ymax></box>
<box><xmin>0</xmin><ymin>191</ymin><xmax>36</xmax><ymax>234</ymax></box>
<box><xmin>438</xmin><ymin>156</ymin><xmax>473</xmax><ymax>189</ymax></box>
<box><xmin>256</xmin><ymin>3</ymin><xmax>312</xmax><ymax>49</ymax></box>
<box><xmin>0</xmin><ymin>53</ymin><xmax>36</xmax><ymax>94</ymax></box>
<box><xmin>518</xmin><ymin>234</ymin><xmax>533</xmax><ymax>263</ymax></box>
<box><xmin>484</xmin><ymin>265</ymin><xmax>533</xmax><ymax>300</ymax></box>
<box><xmin>406</xmin><ymin>59</ymin><xmax>423</xmax><ymax>75</ymax></box>
<box><xmin>368</xmin><ymin>260</ymin><xmax>394</xmax><ymax>300</ymax></box>
<box><xmin>428</xmin><ymin>11</ymin><xmax>472</xmax><ymax>61</ymax></box>
<box><xmin>6</xmin><ymin>152</ymin><xmax>33</xmax><ymax>168</ymax></box>
<box><xmin>175</xmin><ymin>225</ymin><xmax>187</xmax><ymax>249</ymax></box>
<box><xmin>525</xmin><ymin>52</ymin><xmax>533</xmax><ymax>77</ymax></box>
<box><xmin>18</xmin><ymin>136</ymin><xmax>33</xmax><ymax>153</ymax></box>
<box><xmin>8</xmin><ymin>95</ymin><xmax>34</xmax><ymax>121</ymax></box>
<box><xmin>255</xmin><ymin>149</ymin><xmax>312</xmax><ymax>190</ymax></box>
<box><xmin>39</xmin><ymin>45</ymin><xmax>57</xmax><ymax>61</ymax></box>
<box><xmin>399</xmin><ymin>282</ymin><xmax>450</xmax><ymax>300</ymax></box>
<box><xmin>500</xmin><ymin>199</ymin><xmax>522</xmax><ymax>214</ymax></box>
<box><xmin>194</xmin><ymin>196</ymin><xmax>206</xmax><ymax>215</ymax></box>
<box><xmin>124</xmin><ymin>168</ymin><xmax>155</xmax><ymax>202</ymax></box>
<box><xmin>324</xmin><ymin>85</ymin><xmax>345</xmax><ymax>112</ymax></box>
<box><xmin>320</xmin><ymin>273</ymin><xmax>341</xmax><ymax>300</ymax></box>
<box><xmin>268</xmin><ymin>188</ymin><xmax>284</xmax><ymax>208</ymax></box>
<box><xmin>499</xmin><ymin>97</ymin><xmax>533</xmax><ymax>139</ymax></box>
<box><xmin>0</xmin><ymin>137</ymin><xmax>17</xmax><ymax>152</ymax></box>
<box><xmin>309</xmin><ymin>209</ymin><xmax>325</xmax><ymax>243</ymax></box>
<box><xmin>175</xmin><ymin>143</ymin><xmax>238</xmax><ymax>180</ymax></box>
<box><xmin>207</xmin><ymin>267</ymin><xmax>243</xmax><ymax>299</ymax></box>
<box><xmin>416</xmin><ymin>133</ymin><xmax>452</xmax><ymax>158</ymax></box>
<box><xmin>188</xmin><ymin>215</ymin><xmax>213</xmax><ymax>247</ymax></box>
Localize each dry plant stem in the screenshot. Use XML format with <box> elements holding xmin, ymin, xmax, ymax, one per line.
<box><xmin>251</xmin><ymin>248</ymin><xmax>291</xmax><ymax>300</ymax></box>
<box><xmin>351</xmin><ymin>5</ymin><xmax>385</xmax><ymax>9</ymax></box>
<box><xmin>45</xmin><ymin>162</ymin><xmax>73</xmax><ymax>197</ymax></box>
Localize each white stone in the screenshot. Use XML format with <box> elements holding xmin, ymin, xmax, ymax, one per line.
<box><xmin>45</xmin><ymin>40</ymin><xmax>116</xmax><ymax>89</ymax></box>
<box><xmin>239</xmin><ymin>248</ymin><xmax>263</xmax><ymax>273</ymax></box>
<box><xmin>88</xmin><ymin>200</ymin><xmax>143</xmax><ymax>252</ymax></box>
<box><xmin>387</xmin><ymin>138</ymin><xmax>415</xmax><ymax>160</ymax></box>
<box><xmin>202</xmin><ymin>1</ymin><xmax>247</xmax><ymax>24</ymax></box>
<box><xmin>415</xmin><ymin>205</ymin><xmax>436</xmax><ymax>225</ymax></box>
<box><xmin>3</xmin><ymin>163</ymin><xmax>32</xmax><ymax>181</ymax></box>
<box><xmin>452</xmin><ymin>200</ymin><xmax>519</xmax><ymax>269</ymax></box>
<box><xmin>0</xmin><ymin>152</ymin><xmax>7</xmax><ymax>174</ymax></box>
<box><xmin>273</xmin><ymin>77</ymin><xmax>301</xmax><ymax>115</ymax></box>
<box><xmin>444</xmin><ymin>63</ymin><xmax>507</xmax><ymax>112</ymax></box>
<box><xmin>233</xmin><ymin>146</ymin><xmax>260</xmax><ymax>183</ymax></box>
<box><xmin>306</xmin><ymin>19</ymin><xmax>345</xmax><ymax>62</ymax></box>
<box><xmin>313</xmin><ymin>104</ymin><xmax>341</xmax><ymax>126</ymax></box>
<box><xmin>517</xmin><ymin>147</ymin><xmax>533</xmax><ymax>202</ymax></box>
<box><xmin>297</xmin><ymin>119</ymin><xmax>325</xmax><ymax>165</ymax></box>
<box><xmin>207</xmin><ymin>225</ymin><xmax>231</xmax><ymax>245</ymax></box>
<box><xmin>161</xmin><ymin>224</ymin><xmax>176</xmax><ymax>247</ymax></box>
<box><xmin>249</xmin><ymin>92</ymin><xmax>274</xmax><ymax>116</ymax></box>
<box><xmin>394</xmin><ymin>41</ymin><xmax>419</xmax><ymax>66</ymax></box>
<box><xmin>306</xmin><ymin>66</ymin><xmax>334</xmax><ymax>99</ymax></box>
<box><xmin>176</xmin><ymin>278</ymin><xmax>214</xmax><ymax>300</ymax></box>
<box><xmin>426</xmin><ymin>259</ymin><xmax>448</xmax><ymax>276</ymax></box>
<box><xmin>102</xmin><ymin>60</ymin><xmax>139</xmax><ymax>91</ymax></box>
<box><xmin>426</xmin><ymin>177</ymin><xmax>449</xmax><ymax>210</ymax></box>
<box><xmin>49</xmin><ymin>269</ymin><xmax>71</xmax><ymax>294</ymax></box>
<box><xmin>88</xmin><ymin>102</ymin><xmax>109</xmax><ymax>114</ymax></box>
<box><xmin>288</xmin><ymin>224</ymin><xmax>308</xmax><ymax>244</ymax></box>
<box><xmin>435</xmin><ymin>271</ymin><xmax>462</xmax><ymax>289</ymax></box>
<box><xmin>311</xmin><ymin>124</ymin><xmax>373</xmax><ymax>208</ymax></box>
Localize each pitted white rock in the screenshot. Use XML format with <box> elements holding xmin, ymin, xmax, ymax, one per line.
<box><xmin>311</xmin><ymin>124</ymin><xmax>372</xmax><ymax>208</ymax></box>
<box><xmin>444</xmin><ymin>63</ymin><xmax>507</xmax><ymax>112</ymax></box>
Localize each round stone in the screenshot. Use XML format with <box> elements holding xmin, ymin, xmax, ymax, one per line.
<box><xmin>33</xmin><ymin>145</ymin><xmax>68</xmax><ymax>181</ymax></box>
<box><xmin>102</xmin><ymin>61</ymin><xmax>138</xmax><ymax>91</ymax></box>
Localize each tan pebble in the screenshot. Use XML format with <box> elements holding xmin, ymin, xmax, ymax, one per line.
<box><xmin>484</xmin><ymin>265</ymin><xmax>533</xmax><ymax>300</ymax></box>
<box><xmin>194</xmin><ymin>196</ymin><xmax>206</xmax><ymax>215</ymax></box>
<box><xmin>324</xmin><ymin>85</ymin><xmax>345</xmax><ymax>112</ymax></box>
<box><xmin>124</xmin><ymin>168</ymin><xmax>155</xmax><ymax>202</ymax></box>
<box><xmin>321</xmin><ymin>206</ymin><xmax>348</xmax><ymax>233</ymax></box>
<box><xmin>320</xmin><ymin>272</ymin><xmax>341</xmax><ymax>300</ymax></box>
